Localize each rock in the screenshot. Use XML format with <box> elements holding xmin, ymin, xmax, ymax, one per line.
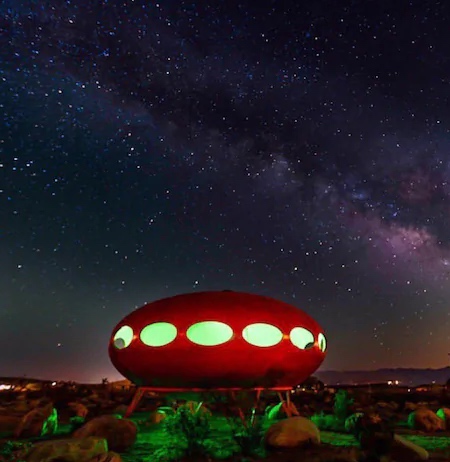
<box><xmin>15</xmin><ymin>404</ymin><xmax>58</xmax><ymax>438</ymax></box>
<box><xmin>0</xmin><ymin>415</ymin><xmax>21</xmax><ymax>434</ymax></box>
<box><xmin>73</xmin><ymin>415</ymin><xmax>137</xmax><ymax>452</ymax></box>
<box><xmin>412</xmin><ymin>408</ymin><xmax>445</xmax><ymax>432</ymax></box>
<box><xmin>88</xmin><ymin>451</ymin><xmax>122</xmax><ymax>462</ymax></box>
<box><xmin>436</xmin><ymin>407</ymin><xmax>450</xmax><ymax>429</ymax></box>
<box><xmin>21</xmin><ymin>436</ymin><xmax>108</xmax><ymax>462</ymax></box>
<box><xmin>148</xmin><ymin>411</ymin><xmax>167</xmax><ymax>424</ymax></box>
<box><xmin>391</xmin><ymin>434</ymin><xmax>429</xmax><ymax>460</ymax></box>
<box><xmin>68</xmin><ymin>402</ymin><xmax>89</xmax><ymax>418</ymax></box>
<box><xmin>113</xmin><ymin>405</ymin><xmax>128</xmax><ymax>416</ymax></box>
<box><xmin>405</xmin><ymin>401</ymin><xmax>418</xmax><ymax>411</ymax></box>
<box><xmin>265</xmin><ymin>416</ymin><xmax>320</xmax><ymax>448</ymax></box>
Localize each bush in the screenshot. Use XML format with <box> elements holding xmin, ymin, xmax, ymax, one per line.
<box><xmin>311</xmin><ymin>412</ymin><xmax>344</xmax><ymax>431</ymax></box>
<box><xmin>229</xmin><ymin>416</ymin><xmax>266</xmax><ymax>458</ymax></box>
<box><xmin>333</xmin><ymin>389</ymin><xmax>353</xmax><ymax>421</ymax></box>
<box><xmin>154</xmin><ymin>403</ymin><xmax>211</xmax><ymax>461</ymax></box>
<box><xmin>350</xmin><ymin>413</ymin><xmax>394</xmax><ymax>460</ymax></box>
<box><xmin>0</xmin><ymin>440</ymin><xmax>32</xmax><ymax>461</ymax></box>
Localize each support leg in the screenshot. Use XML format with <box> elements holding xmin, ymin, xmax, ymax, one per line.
<box><xmin>124</xmin><ymin>387</ymin><xmax>145</xmax><ymax>418</ymax></box>
<box><xmin>250</xmin><ymin>389</ymin><xmax>262</xmax><ymax>426</ymax></box>
<box><xmin>276</xmin><ymin>391</ymin><xmax>300</xmax><ymax>418</ymax></box>
<box><xmin>285</xmin><ymin>390</ymin><xmax>299</xmax><ymax>416</ymax></box>
<box><xmin>229</xmin><ymin>390</ymin><xmax>247</xmax><ymax>426</ymax></box>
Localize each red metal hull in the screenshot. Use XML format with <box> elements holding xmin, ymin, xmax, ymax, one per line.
<box><xmin>108</xmin><ymin>291</ymin><xmax>326</xmax><ymax>389</ymax></box>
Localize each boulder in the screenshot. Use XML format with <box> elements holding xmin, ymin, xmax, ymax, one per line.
<box><xmin>265</xmin><ymin>416</ymin><xmax>320</xmax><ymax>448</ymax></box>
<box><xmin>15</xmin><ymin>404</ymin><xmax>58</xmax><ymax>438</ymax></box>
<box><xmin>391</xmin><ymin>434</ymin><xmax>429</xmax><ymax>460</ymax></box>
<box><xmin>88</xmin><ymin>451</ymin><xmax>122</xmax><ymax>462</ymax></box>
<box><xmin>405</xmin><ymin>401</ymin><xmax>418</xmax><ymax>411</ymax></box>
<box><xmin>0</xmin><ymin>415</ymin><xmax>22</xmax><ymax>434</ymax></box>
<box><xmin>148</xmin><ymin>411</ymin><xmax>166</xmax><ymax>424</ymax></box>
<box><xmin>436</xmin><ymin>407</ymin><xmax>450</xmax><ymax>429</ymax></box>
<box><xmin>68</xmin><ymin>402</ymin><xmax>89</xmax><ymax>418</ymax></box>
<box><xmin>21</xmin><ymin>436</ymin><xmax>108</xmax><ymax>462</ymax></box>
<box><xmin>412</xmin><ymin>408</ymin><xmax>445</xmax><ymax>432</ymax></box>
<box><xmin>113</xmin><ymin>405</ymin><xmax>128</xmax><ymax>416</ymax></box>
<box><xmin>73</xmin><ymin>415</ymin><xmax>137</xmax><ymax>452</ymax></box>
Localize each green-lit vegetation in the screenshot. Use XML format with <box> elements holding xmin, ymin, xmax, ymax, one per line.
<box><xmin>2</xmin><ymin>381</ymin><xmax>450</xmax><ymax>461</ymax></box>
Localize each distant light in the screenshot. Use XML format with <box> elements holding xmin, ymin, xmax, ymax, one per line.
<box><xmin>51</xmin><ymin>381</ymin><xmax>57</xmax><ymax>386</ymax></box>
<box><xmin>0</xmin><ymin>384</ymin><xmax>12</xmax><ymax>390</ymax></box>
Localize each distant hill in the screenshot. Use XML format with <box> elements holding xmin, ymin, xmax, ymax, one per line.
<box><xmin>315</xmin><ymin>367</ymin><xmax>450</xmax><ymax>386</ymax></box>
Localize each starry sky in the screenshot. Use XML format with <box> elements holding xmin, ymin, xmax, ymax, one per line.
<box><xmin>1</xmin><ymin>0</ymin><xmax>450</xmax><ymax>383</ymax></box>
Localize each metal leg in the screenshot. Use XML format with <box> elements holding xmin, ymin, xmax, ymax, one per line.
<box><xmin>124</xmin><ymin>387</ymin><xmax>145</xmax><ymax>418</ymax></box>
<box><xmin>250</xmin><ymin>389</ymin><xmax>262</xmax><ymax>426</ymax></box>
<box><xmin>229</xmin><ymin>390</ymin><xmax>247</xmax><ymax>426</ymax></box>
<box><xmin>285</xmin><ymin>390</ymin><xmax>299</xmax><ymax>416</ymax></box>
<box><xmin>276</xmin><ymin>391</ymin><xmax>299</xmax><ymax>417</ymax></box>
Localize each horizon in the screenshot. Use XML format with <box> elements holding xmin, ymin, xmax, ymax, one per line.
<box><xmin>2</xmin><ymin>364</ymin><xmax>450</xmax><ymax>386</ymax></box>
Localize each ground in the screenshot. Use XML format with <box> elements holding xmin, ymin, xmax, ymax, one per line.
<box><xmin>2</xmin><ymin>412</ymin><xmax>450</xmax><ymax>461</ymax></box>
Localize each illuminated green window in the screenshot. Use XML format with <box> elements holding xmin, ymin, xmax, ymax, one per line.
<box><xmin>113</xmin><ymin>325</ymin><xmax>133</xmax><ymax>349</ymax></box>
<box><xmin>242</xmin><ymin>323</ymin><xmax>283</xmax><ymax>347</ymax></box>
<box><xmin>140</xmin><ymin>322</ymin><xmax>177</xmax><ymax>347</ymax></box>
<box><xmin>186</xmin><ymin>321</ymin><xmax>233</xmax><ymax>346</ymax></box>
<box><xmin>290</xmin><ymin>327</ymin><xmax>315</xmax><ymax>350</ymax></box>
<box><xmin>318</xmin><ymin>332</ymin><xmax>327</xmax><ymax>352</ymax></box>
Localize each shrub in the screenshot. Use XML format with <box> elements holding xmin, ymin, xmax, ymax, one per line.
<box><xmin>0</xmin><ymin>440</ymin><xmax>32</xmax><ymax>461</ymax></box>
<box><xmin>155</xmin><ymin>403</ymin><xmax>211</xmax><ymax>460</ymax></box>
<box><xmin>228</xmin><ymin>416</ymin><xmax>266</xmax><ymax>458</ymax></box>
<box><xmin>311</xmin><ymin>411</ymin><xmax>344</xmax><ymax>431</ymax></box>
<box><xmin>407</xmin><ymin>411</ymin><xmax>416</xmax><ymax>429</ymax></box>
<box><xmin>350</xmin><ymin>413</ymin><xmax>394</xmax><ymax>460</ymax></box>
<box><xmin>333</xmin><ymin>389</ymin><xmax>353</xmax><ymax>422</ymax></box>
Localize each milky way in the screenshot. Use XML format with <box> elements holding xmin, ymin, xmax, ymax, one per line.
<box><xmin>1</xmin><ymin>0</ymin><xmax>450</xmax><ymax>382</ymax></box>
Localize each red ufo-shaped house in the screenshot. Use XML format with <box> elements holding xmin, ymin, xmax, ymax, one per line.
<box><xmin>109</xmin><ymin>291</ymin><xmax>327</xmax><ymax>390</ymax></box>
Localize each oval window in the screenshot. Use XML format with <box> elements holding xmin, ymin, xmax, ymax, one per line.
<box><xmin>140</xmin><ymin>322</ymin><xmax>177</xmax><ymax>347</ymax></box>
<box><xmin>186</xmin><ymin>321</ymin><xmax>233</xmax><ymax>346</ymax></box>
<box><xmin>290</xmin><ymin>327</ymin><xmax>315</xmax><ymax>350</ymax></box>
<box><xmin>318</xmin><ymin>332</ymin><xmax>327</xmax><ymax>352</ymax></box>
<box><xmin>242</xmin><ymin>323</ymin><xmax>283</xmax><ymax>347</ymax></box>
<box><xmin>113</xmin><ymin>325</ymin><xmax>133</xmax><ymax>349</ymax></box>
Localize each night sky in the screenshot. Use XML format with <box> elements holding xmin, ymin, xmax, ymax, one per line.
<box><xmin>1</xmin><ymin>0</ymin><xmax>450</xmax><ymax>383</ymax></box>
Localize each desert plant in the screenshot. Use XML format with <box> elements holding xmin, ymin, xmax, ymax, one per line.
<box><xmin>333</xmin><ymin>389</ymin><xmax>354</xmax><ymax>421</ymax></box>
<box><xmin>228</xmin><ymin>416</ymin><xmax>266</xmax><ymax>459</ymax></box>
<box><xmin>350</xmin><ymin>413</ymin><xmax>393</xmax><ymax>462</ymax></box>
<box><xmin>311</xmin><ymin>411</ymin><xmax>344</xmax><ymax>431</ymax></box>
<box><xmin>264</xmin><ymin>402</ymin><xmax>283</xmax><ymax>420</ymax></box>
<box><xmin>161</xmin><ymin>403</ymin><xmax>211</xmax><ymax>458</ymax></box>
<box><xmin>0</xmin><ymin>440</ymin><xmax>31</xmax><ymax>461</ymax></box>
<box><xmin>156</xmin><ymin>405</ymin><xmax>176</xmax><ymax>416</ymax></box>
<box><xmin>41</xmin><ymin>408</ymin><xmax>58</xmax><ymax>436</ymax></box>
<box><xmin>345</xmin><ymin>412</ymin><xmax>365</xmax><ymax>433</ymax></box>
<box><xmin>407</xmin><ymin>411</ymin><xmax>415</xmax><ymax>428</ymax></box>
